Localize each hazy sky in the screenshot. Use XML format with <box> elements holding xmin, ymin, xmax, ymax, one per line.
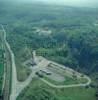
<box><xmin>4</xmin><ymin>0</ymin><xmax>98</xmax><ymax>7</ymax></box>
<box><xmin>39</xmin><ymin>0</ymin><xmax>98</xmax><ymax>7</ymax></box>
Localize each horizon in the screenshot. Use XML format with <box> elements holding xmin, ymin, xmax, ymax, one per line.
<box><xmin>1</xmin><ymin>0</ymin><xmax>98</xmax><ymax>8</ymax></box>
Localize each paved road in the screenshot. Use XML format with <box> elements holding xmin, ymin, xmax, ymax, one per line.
<box><xmin>1</xmin><ymin>25</ymin><xmax>17</xmax><ymax>100</ymax></box>
<box><xmin>41</xmin><ymin>77</ymin><xmax>91</xmax><ymax>88</ymax></box>
<box><xmin>40</xmin><ymin>74</ymin><xmax>91</xmax><ymax>88</ymax></box>
<box><xmin>1</xmin><ymin>25</ymin><xmax>34</xmax><ymax>100</ymax></box>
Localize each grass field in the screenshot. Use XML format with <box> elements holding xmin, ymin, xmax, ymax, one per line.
<box><xmin>43</xmin><ymin>75</ymin><xmax>88</xmax><ymax>85</ymax></box>
<box><xmin>40</xmin><ymin>62</ymin><xmax>88</xmax><ymax>86</ymax></box>
<box><xmin>17</xmin><ymin>78</ymin><xmax>96</xmax><ymax>100</ymax></box>
<box><xmin>15</xmin><ymin>47</ymin><xmax>32</xmax><ymax>81</ymax></box>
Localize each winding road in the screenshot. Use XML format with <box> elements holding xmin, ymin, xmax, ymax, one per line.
<box><xmin>40</xmin><ymin>75</ymin><xmax>91</xmax><ymax>88</ymax></box>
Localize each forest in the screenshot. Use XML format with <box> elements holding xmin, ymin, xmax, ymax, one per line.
<box><xmin>0</xmin><ymin>1</ymin><xmax>98</xmax><ymax>100</ymax></box>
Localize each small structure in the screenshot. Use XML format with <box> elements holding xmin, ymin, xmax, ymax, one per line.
<box><xmin>32</xmin><ymin>51</ymin><xmax>38</xmax><ymax>65</ymax></box>
<box><xmin>40</xmin><ymin>70</ymin><xmax>51</xmax><ymax>75</ymax></box>
<box><xmin>35</xmin><ymin>72</ymin><xmax>44</xmax><ymax>78</ymax></box>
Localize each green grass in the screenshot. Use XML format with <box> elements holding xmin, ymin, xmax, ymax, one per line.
<box><xmin>43</xmin><ymin>63</ymin><xmax>88</xmax><ymax>85</ymax></box>
<box><xmin>16</xmin><ymin>59</ymin><xmax>31</xmax><ymax>82</ymax></box>
<box><xmin>15</xmin><ymin>47</ymin><xmax>31</xmax><ymax>81</ymax></box>
<box><xmin>42</xmin><ymin>74</ymin><xmax>88</xmax><ymax>86</ymax></box>
<box><xmin>17</xmin><ymin>78</ymin><xmax>96</xmax><ymax>100</ymax></box>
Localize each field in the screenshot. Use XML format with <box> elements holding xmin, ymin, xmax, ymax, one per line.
<box><xmin>22</xmin><ymin>55</ymin><xmax>89</xmax><ymax>87</ymax></box>
<box><xmin>17</xmin><ymin>78</ymin><xmax>96</xmax><ymax>100</ymax></box>
<box><xmin>44</xmin><ymin>63</ymin><xmax>88</xmax><ymax>85</ymax></box>
<box><xmin>43</xmin><ymin>74</ymin><xmax>88</xmax><ymax>85</ymax></box>
<box><xmin>15</xmin><ymin>56</ymin><xmax>31</xmax><ymax>82</ymax></box>
<box><xmin>35</xmin><ymin>61</ymin><xmax>89</xmax><ymax>86</ymax></box>
<box><xmin>15</xmin><ymin>55</ymin><xmax>93</xmax><ymax>100</ymax></box>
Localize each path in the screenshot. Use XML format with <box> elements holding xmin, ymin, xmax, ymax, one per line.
<box><xmin>1</xmin><ymin>25</ymin><xmax>34</xmax><ymax>100</ymax></box>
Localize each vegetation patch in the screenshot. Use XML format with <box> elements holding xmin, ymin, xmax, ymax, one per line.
<box><xmin>0</xmin><ymin>2</ymin><xmax>98</xmax><ymax>99</ymax></box>
<box><xmin>15</xmin><ymin>47</ymin><xmax>32</xmax><ymax>81</ymax></box>
<box><xmin>0</xmin><ymin>33</ymin><xmax>4</xmax><ymax>96</ymax></box>
<box><xmin>43</xmin><ymin>75</ymin><xmax>88</xmax><ymax>86</ymax></box>
<box><xmin>17</xmin><ymin>78</ymin><xmax>96</xmax><ymax>100</ymax></box>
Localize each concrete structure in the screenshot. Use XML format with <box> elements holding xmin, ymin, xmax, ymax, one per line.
<box><xmin>32</xmin><ymin>51</ymin><xmax>38</xmax><ymax>65</ymax></box>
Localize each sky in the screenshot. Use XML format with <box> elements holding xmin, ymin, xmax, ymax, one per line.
<box><xmin>3</xmin><ymin>0</ymin><xmax>98</xmax><ymax>7</ymax></box>
<box><xmin>39</xmin><ymin>0</ymin><xmax>98</xmax><ymax>7</ymax></box>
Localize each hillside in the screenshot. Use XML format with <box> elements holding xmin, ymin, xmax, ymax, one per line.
<box><xmin>0</xmin><ymin>1</ymin><xmax>98</xmax><ymax>100</ymax></box>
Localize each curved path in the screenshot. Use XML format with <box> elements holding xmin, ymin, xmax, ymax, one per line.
<box><xmin>40</xmin><ymin>75</ymin><xmax>91</xmax><ymax>88</ymax></box>
<box><xmin>38</xmin><ymin>60</ymin><xmax>91</xmax><ymax>88</ymax></box>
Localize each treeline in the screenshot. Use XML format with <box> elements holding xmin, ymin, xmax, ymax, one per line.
<box><xmin>7</xmin><ymin>23</ymin><xmax>98</xmax><ymax>74</ymax></box>
<box><xmin>0</xmin><ymin>0</ymin><xmax>98</xmax><ymax>77</ymax></box>
<box><xmin>3</xmin><ymin>2</ymin><xmax>97</xmax><ymax>75</ymax></box>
